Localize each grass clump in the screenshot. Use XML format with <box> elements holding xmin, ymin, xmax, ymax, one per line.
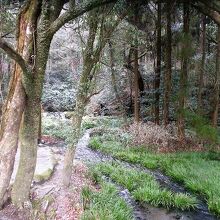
<box><xmin>81</xmin><ymin>182</ymin><xmax>133</xmax><ymax>220</ymax></box>
<box><xmin>93</xmin><ymin>163</ymin><xmax>197</xmax><ymax>211</ymax></box>
<box><xmin>89</xmin><ymin>135</ymin><xmax>220</xmax><ymax>216</ymax></box>
<box><xmin>89</xmin><ymin>136</ymin><xmax>161</xmax><ymax>169</ymax></box>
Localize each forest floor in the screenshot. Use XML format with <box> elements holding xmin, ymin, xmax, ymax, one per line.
<box><xmin>0</xmin><ymin>114</ymin><xmax>220</xmax><ymax>220</ymax></box>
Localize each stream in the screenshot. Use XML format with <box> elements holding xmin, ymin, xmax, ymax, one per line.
<box><xmin>74</xmin><ymin>129</ymin><xmax>218</xmax><ymax>220</ymax></box>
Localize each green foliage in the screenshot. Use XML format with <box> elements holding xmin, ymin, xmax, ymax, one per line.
<box><xmin>42</xmin><ymin>77</ymin><xmax>75</xmax><ymax>112</ymax></box>
<box><xmin>185</xmin><ymin>111</ymin><xmax>219</xmax><ymax>144</ymax></box>
<box><xmin>93</xmin><ymin>163</ymin><xmax>197</xmax><ymax>210</ymax></box>
<box><xmin>0</xmin><ymin>5</ymin><xmax>16</xmax><ymax>35</ymax></box>
<box><xmin>81</xmin><ymin>182</ymin><xmax>133</xmax><ymax>220</ymax></box>
<box><xmin>95</xmin><ymin>116</ymin><xmax>125</xmax><ymax>128</ymax></box>
<box><xmin>82</xmin><ymin>121</ymin><xmax>97</xmax><ymax>130</ymax></box>
<box><xmin>81</xmin><ymin>186</ymin><xmax>92</xmax><ymax>210</ymax></box>
<box><xmin>89</xmin><ymin>136</ymin><xmax>159</xmax><ymax>169</ymax></box>
<box><xmin>89</xmin><ymin>137</ymin><xmax>102</xmax><ymax>150</ymax></box>
<box><xmin>42</xmin><ymin>114</ymin><xmax>73</xmax><ymax>143</ymax></box>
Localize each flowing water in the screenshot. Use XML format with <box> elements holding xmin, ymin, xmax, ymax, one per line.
<box><xmin>74</xmin><ymin>129</ymin><xmax>218</xmax><ymax>220</ymax></box>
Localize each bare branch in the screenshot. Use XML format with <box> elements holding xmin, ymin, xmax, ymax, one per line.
<box><xmin>0</xmin><ymin>38</ymin><xmax>28</xmax><ymax>73</ymax></box>
<box><xmin>193</xmin><ymin>2</ymin><xmax>220</xmax><ymax>25</ymax></box>
<box><xmin>49</xmin><ymin>0</ymin><xmax>117</xmax><ymax>36</ymax></box>
<box><xmin>86</xmin><ymin>88</ymin><xmax>104</xmax><ymax>102</ymax></box>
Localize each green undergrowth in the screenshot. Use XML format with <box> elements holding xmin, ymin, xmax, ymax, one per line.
<box><xmin>42</xmin><ymin>114</ymin><xmax>72</xmax><ymax>143</ymax></box>
<box><xmin>90</xmin><ymin>163</ymin><xmax>197</xmax><ymax>211</ymax></box>
<box><xmin>42</xmin><ymin>114</ymin><xmax>126</xmax><ymax>143</ymax></box>
<box><xmin>89</xmin><ymin>135</ymin><xmax>220</xmax><ymax>216</ymax></box>
<box><xmin>81</xmin><ymin>182</ymin><xmax>133</xmax><ymax>220</ymax></box>
<box><xmin>81</xmin><ymin>116</ymin><xmax>128</xmax><ymax>131</ymax></box>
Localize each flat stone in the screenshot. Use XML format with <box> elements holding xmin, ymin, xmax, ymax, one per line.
<box><xmin>11</xmin><ymin>146</ymin><xmax>57</xmax><ymax>184</ymax></box>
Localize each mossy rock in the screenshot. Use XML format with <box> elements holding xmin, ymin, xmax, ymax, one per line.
<box><xmin>34</xmin><ymin>168</ymin><xmax>54</xmax><ymax>183</ymax></box>
<box><xmin>65</xmin><ymin>111</ymin><xmax>74</xmax><ymax>119</ymax></box>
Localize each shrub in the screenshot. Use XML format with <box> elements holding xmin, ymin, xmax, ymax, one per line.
<box><xmin>185</xmin><ymin>111</ymin><xmax>219</xmax><ymax>145</ymax></box>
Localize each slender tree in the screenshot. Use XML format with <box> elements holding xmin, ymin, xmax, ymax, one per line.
<box><xmin>62</xmin><ymin>5</ymin><xmax>126</xmax><ymax>187</ymax></box>
<box><xmin>212</xmin><ymin>25</ymin><xmax>220</xmax><ymax>127</ymax></box>
<box><xmin>177</xmin><ymin>2</ymin><xmax>190</xmax><ymax>140</ymax></box>
<box><xmin>163</xmin><ymin>0</ymin><xmax>172</xmax><ymax>126</ymax></box>
<box><xmin>154</xmin><ymin>2</ymin><xmax>162</xmax><ymax>125</ymax></box>
<box><xmin>133</xmin><ymin>2</ymin><xmax>140</xmax><ymax>123</ymax></box>
<box><xmin>198</xmin><ymin>15</ymin><xmax>206</xmax><ymax>113</ymax></box>
<box><xmin>108</xmin><ymin>40</ymin><xmax>127</xmax><ymax>118</ymax></box>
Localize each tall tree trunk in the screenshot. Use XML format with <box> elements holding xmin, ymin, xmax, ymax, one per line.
<box><xmin>108</xmin><ymin>40</ymin><xmax>127</xmax><ymax>118</ymax></box>
<box><xmin>0</xmin><ymin>1</ymin><xmax>34</xmax><ymax>207</ymax></box>
<box><xmin>163</xmin><ymin>1</ymin><xmax>172</xmax><ymax>126</ymax></box>
<box><xmin>62</xmin><ymin>6</ymin><xmax>123</xmax><ymax>187</ymax></box>
<box><xmin>134</xmin><ymin>3</ymin><xmax>140</xmax><ymax>123</ymax></box>
<box><xmin>11</xmin><ymin>97</ymin><xmax>40</xmax><ymax>207</ymax></box>
<box><xmin>198</xmin><ymin>15</ymin><xmax>206</xmax><ymax>113</ymax></box>
<box><xmin>134</xmin><ymin>43</ymin><xmax>140</xmax><ymax>122</ymax></box>
<box><xmin>177</xmin><ymin>2</ymin><xmax>190</xmax><ymax>140</ymax></box>
<box><xmin>154</xmin><ymin>2</ymin><xmax>161</xmax><ymax>125</ymax></box>
<box><xmin>62</xmin><ymin>76</ymin><xmax>88</xmax><ymax>187</ymax></box>
<box><xmin>11</xmin><ymin>6</ymin><xmax>53</xmax><ymax>204</ymax></box>
<box><xmin>212</xmin><ymin>25</ymin><xmax>220</xmax><ymax>127</ymax></box>
<box><xmin>0</xmin><ymin>79</ymin><xmax>25</xmax><ymax>208</ymax></box>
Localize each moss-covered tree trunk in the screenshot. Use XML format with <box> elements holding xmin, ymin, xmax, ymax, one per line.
<box><xmin>63</xmin><ymin>9</ymin><xmax>99</xmax><ymax>187</ymax></box>
<box><xmin>62</xmin><ymin>6</ymin><xmax>123</xmax><ymax>187</ymax></box>
<box><xmin>11</xmin><ymin>0</ymin><xmax>55</xmax><ymax>206</ymax></box>
<box><xmin>62</xmin><ymin>71</ymin><xmax>89</xmax><ymax>187</ymax></box>
<box><xmin>0</xmin><ymin>0</ymin><xmax>37</xmax><ymax>207</ymax></box>
<box><xmin>11</xmin><ymin>97</ymin><xmax>40</xmax><ymax>206</ymax></box>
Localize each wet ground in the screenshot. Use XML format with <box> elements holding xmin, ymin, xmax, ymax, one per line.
<box><xmin>74</xmin><ymin>129</ymin><xmax>218</xmax><ymax>220</ymax></box>
<box><xmin>0</xmin><ymin>128</ymin><xmax>218</xmax><ymax>220</ymax></box>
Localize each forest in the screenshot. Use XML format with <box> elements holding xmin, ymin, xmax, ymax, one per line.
<box><xmin>0</xmin><ymin>0</ymin><xmax>220</xmax><ymax>219</ymax></box>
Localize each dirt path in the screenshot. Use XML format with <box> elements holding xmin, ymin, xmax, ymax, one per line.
<box><xmin>32</xmin><ymin>140</ymin><xmax>95</xmax><ymax>220</ymax></box>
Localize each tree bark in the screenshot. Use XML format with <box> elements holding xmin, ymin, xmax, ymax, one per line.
<box><xmin>11</xmin><ymin>97</ymin><xmax>40</xmax><ymax>207</ymax></box>
<box><xmin>212</xmin><ymin>25</ymin><xmax>220</xmax><ymax>127</ymax></box>
<box><xmin>177</xmin><ymin>2</ymin><xmax>190</xmax><ymax>140</ymax></box>
<box><xmin>62</xmin><ymin>6</ymin><xmax>124</xmax><ymax>187</ymax></box>
<box><xmin>154</xmin><ymin>2</ymin><xmax>161</xmax><ymax>125</ymax></box>
<box><xmin>134</xmin><ymin>43</ymin><xmax>140</xmax><ymax>122</ymax></box>
<box><xmin>0</xmin><ymin>1</ymin><xmax>34</xmax><ymax>207</ymax></box>
<box><xmin>163</xmin><ymin>0</ymin><xmax>172</xmax><ymax>126</ymax></box>
<box><xmin>134</xmin><ymin>3</ymin><xmax>140</xmax><ymax>123</ymax></box>
<box><xmin>108</xmin><ymin>40</ymin><xmax>127</xmax><ymax>118</ymax></box>
<box><xmin>11</xmin><ymin>0</ymin><xmax>54</xmax><ymax>205</ymax></box>
<box><xmin>198</xmin><ymin>15</ymin><xmax>206</xmax><ymax>114</ymax></box>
